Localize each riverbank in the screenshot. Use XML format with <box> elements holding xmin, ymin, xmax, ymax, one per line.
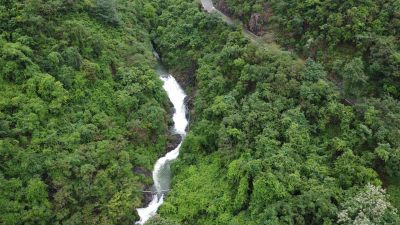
<box><xmin>146</xmin><ymin>0</ymin><xmax>400</xmax><ymax>224</ymax></box>
<box><xmin>135</xmin><ymin>55</ymin><xmax>189</xmax><ymax>224</ymax></box>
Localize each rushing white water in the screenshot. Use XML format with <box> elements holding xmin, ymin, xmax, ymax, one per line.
<box><xmin>161</xmin><ymin>76</ymin><xmax>188</xmax><ymax>135</ymax></box>
<box><xmin>135</xmin><ymin>60</ymin><xmax>188</xmax><ymax>225</ymax></box>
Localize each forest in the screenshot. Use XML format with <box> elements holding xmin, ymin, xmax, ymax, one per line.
<box><xmin>1</xmin><ymin>0</ymin><xmax>400</xmax><ymax>225</ymax></box>
<box><xmin>0</xmin><ymin>0</ymin><xmax>169</xmax><ymax>224</ymax></box>
<box><xmin>149</xmin><ymin>0</ymin><xmax>400</xmax><ymax>224</ymax></box>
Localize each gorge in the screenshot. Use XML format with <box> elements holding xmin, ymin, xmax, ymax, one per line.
<box><xmin>0</xmin><ymin>0</ymin><xmax>399</xmax><ymax>225</ymax></box>
<box><xmin>135</xmin><ymin>55</ymin><xmax>188</xmax><ymax>225</ymax></box>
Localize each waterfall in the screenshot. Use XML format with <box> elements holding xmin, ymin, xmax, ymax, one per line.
<box><xmin>135</xmin><ymin>57</ymin><xmax>188</xmax><ymax>225</ymax></box>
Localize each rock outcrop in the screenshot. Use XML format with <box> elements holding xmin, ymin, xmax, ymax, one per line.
<box><xmin>248</xmin><ymin>13</ymin><xmax>263</xmax><ymax>35</ymax></box>
<box><xmin>214</xmin><ymin>0</ymin><xmax>273</xmax><ymax>36</ymax></box>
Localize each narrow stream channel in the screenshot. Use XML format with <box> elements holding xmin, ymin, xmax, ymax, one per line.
<box><xmin>135</xmin><ymin>1</ymin><xmax>242</xmax><ymax>223</ymax></box>
<box><xmin>135</xmin><ymin>53</ymin><xmax>188</xmax><ymax>224</ymax></box>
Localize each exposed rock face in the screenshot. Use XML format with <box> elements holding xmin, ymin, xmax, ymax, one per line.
<box><xmin>133</xmin><ymin>166</ymin><xmax>152</xmax><ymax>177</ymax></box>
<box><xmin>133</xmin><ymin>167</ymin><xmax>155</xmax><ymax>205</ymax></box>
<box><xmin>215</xmin><ymin>0</ymin><xmax>230</xmax><ymax>15</ymax></box>
<box><xmin>166</xmin><ymin>133</ymin><xmax>182</xmax><ymax>152</ymax></box>
<box><xmin>214</xmin><ymin>0</ymin><xmax>273</xmax><ymax>36</ymax></box>
<box><xmin>247</xmin><ymin>4</ymin><xmax>272</xmax><ymax>36</ymax></box>
<box><xmin>142</xmin><ymin>185</ymin><xmax>156</xmax><ymax>205</ymax></box>
<box><xmin>172</xmin><ymin>67</ymin><xmax>196</xmax><ymax>89</ymax></box>
<box><xmin>248</xmin><ymin>13</ymin><xmax>263</xmax><ymax>35</ymax></box>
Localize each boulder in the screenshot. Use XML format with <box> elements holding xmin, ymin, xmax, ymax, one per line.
<box><xmin>248</xmin><ymin>13</ymin><xmax>263</xmax><ymax>35</ymax></box>
<box><xmin>166</xmin><ymin>133</ymin><xmax>182</xmax><ymax>152</ymax></box>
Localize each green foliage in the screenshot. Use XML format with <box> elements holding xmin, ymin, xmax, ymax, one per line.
<box><xmin>148</xmin><ymin>0</ymin><xmax>400</xmax><ymax>224</ymax></box>
<box><xmin>302</xmin><ymin>59</ymin><xmax>327</xmax><ymax>82</ymax></box>
<box><xmin>90</xmin><ymin>0</ymin><xmax>121</xmax><ymax>26</ymax></box>
<box><xmin>341</xmin><ymin>58</ymin><xmax>368</xmax><ymax>99</ymax></box>
<box><xmin>0</xmin><ymin>42</ymin><xmax>35</xmax><ymax>83</ymax></box>
<box><xmin>2</xmin><ymin>0</ymin><xmax>400</xmax><ymax>224</ymax></box>
<box><xmin>215</xmin><ymin>0</ymin><xmax>400</xmax><ymax>98</ymax></box>
<box><xmin>387</xmin><ymin>176</ymin><xmax>400</xmax><ymax>212</ymax></box>
<box><xmin>146</xmin><ymin>215</ymin><xmax>180</xmax><ymax>225</ymax></box>
<box><xmin>143</xmin><ymin>3</ymin><xmax>156</xmax><ymax>19</ymax></box>
<box><xmin>337</xmin><ymin>184</ymin><xmax>399</xmax><ymax>225</ymax></box>
<box><xmin>0</xmin><ymin>0</ymin><xmax>168</xmax><ymax>224</ymax></box>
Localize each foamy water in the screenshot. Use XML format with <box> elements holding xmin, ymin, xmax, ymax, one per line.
<box><xmin>135</xmin><ymin>71</ymin><xmax>188</xmax><ymax>224</ymax></box>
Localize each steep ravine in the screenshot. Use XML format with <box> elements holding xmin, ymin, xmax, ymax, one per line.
<box><xmin>135</xmin><ymin>53</ymin><xmax>189</xmax><ymax>224</ymax></box>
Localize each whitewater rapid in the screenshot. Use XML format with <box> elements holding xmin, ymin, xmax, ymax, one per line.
<box><xmin>135</xmin><ymin>58</ymin><xmax>188</xmax><ymax>224</ymax></box>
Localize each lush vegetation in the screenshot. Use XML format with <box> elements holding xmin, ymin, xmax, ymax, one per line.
<box><xmin>1</xmin><ymin>0</ymin><xmax>399</xmax><ymax>224</ymax></box>
<box><xmin>214</xmin><ymin>0</ymin><xmax>400</xmax><ymax>99</ymax></box>
<box><xmin>215</xmin><ymin>0</ymin><xmax>400</xmax><ymax>213</ymax></box>
<box><xmin>147</xmin><ymin>0</ymin><xmax>400</xmax><ymax>224</ymax></box>
<box><xmin>0</xmin><ymin>0</ymin><xmax>168</xmax><ymax>224</ymax></box>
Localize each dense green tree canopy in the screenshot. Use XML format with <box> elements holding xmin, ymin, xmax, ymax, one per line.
<box><xmin>1</xmin><ymin>0</ymin><xmax>399</xmax><ymax>224</ymax></box>
<box><xmin>0</xmin><ymin>0</ymin><xmax>169</xmax><ymax>224</ymax></box>
<box><xmin>146</xmin><ymin>0</ymin><xmax>400</xmax><ymax>224</ymax></box>
<box><xmin>214</xmin><ymin>0</ymin><xmax>400</xmax><ymax>98</ymax></box>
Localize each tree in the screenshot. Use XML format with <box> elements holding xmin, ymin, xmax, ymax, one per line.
<box><xmin>91</xmin><ymin>0</ymin><xmax>120</xmax><ymax>26</ymax></box>
<box><xmin>342</xmin><ymin>58</ymin><xmax>368</xmax><ymax>99</ymax></box>
<box><xmin>0</xmin><ymin>42</ymin><xmax>35</xmax><ymax>83</ymax></box>
<box><xmin>62</xmin><ymin>47</ymin><xmax>82</xmax><ymax>70</ymax></box>
<box><xmin>337</xmin><ymin>184</ymin><xmax>399</xmax><ymax>225</ymax></box>
<box><xmin>143</xmin><ymin>3</ymin><xmax>156</xmax><ymax>19</ymax></box>
<box><xmin>0</xmin><ymin>0</ymin><xmax>169</xmax><ymax>224</ymax></box>
<box><xmin>302</xmin><ymin>59</ymin><xmax>327</xmax><ymax>82</ymax></box>
<box><xmin>146</xmin><ymin>215</ymin><xmax>180</xmax><ymax>225</ymax></box>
